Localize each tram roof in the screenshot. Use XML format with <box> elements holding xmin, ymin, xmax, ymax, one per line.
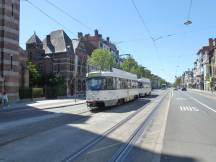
<box><xmin>138</xmin><ymin>78</ymin><xmax>151</xmax><ymax>83</ymax></box>
<box><xmin>87</xmin><ymin>68</ymin><xmax>138</xmax><ymax>80</ymax></box>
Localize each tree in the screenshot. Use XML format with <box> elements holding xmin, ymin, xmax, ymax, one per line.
<box><xmin>174</xmin><ymin>76</ymin><xmax>182</xmax><ymax>87</ymax></box>
<box><xmin>27</xmin><ymin>61</ymin><xmax>42</xmax><ymax>87</ymax></box>
<box><xmin>121</xmin><ymin>56</ymin><xmax>138</xmax><ymax>73</ymax></box>
<box><xmin>88</xmin><ymin>48</ymin><xmax>114</xmax><ymax>71</ymax></box>
<box><xmin>45</xmin><ymin>74</ymin><xmax>67</xmax><ymax>98</ymax></box>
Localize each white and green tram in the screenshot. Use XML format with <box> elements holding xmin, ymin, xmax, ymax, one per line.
<box><xmin>138</xmin><ymin>78</ymin><xmax>151</xmax><ymax>97</ymax></box>
<box><xmin>86</xmin><ymin>68</ymin><xmax>151</xmax><ymax>109</ymax></box>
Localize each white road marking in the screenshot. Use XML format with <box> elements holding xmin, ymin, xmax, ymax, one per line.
<box><xmin>189</xmin><ymin>95</ymin><xmax>216</xmax><ymax>113</ymax></box>
<box><xmin>179</xmin><ymin>106</ymin><xmax>199</xmax><ymax>112</ymax></box>
<box><xmin>176</xmin><ymin>97</ymin><xmax>187</xmax><ymax>101</ymax></box>
<box><xmin>171</xmin><ymin>90</ymin><xmax>173</xmax><ymax>97</ymax></box>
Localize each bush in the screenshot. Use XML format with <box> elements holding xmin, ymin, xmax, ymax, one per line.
<box><xmin>45</xmin><ymin>74</ymin><xmax>67</xmax><ymax>99</ymax></box>
<box><xmin>19</xmin><ymin>88</ymin><xmax>32</xmax><ymax>99</ymax></box>
<box><xmin>32</xmin><ymin>88</ymin><xmax>44</xmax><ymax>98</ymax></box>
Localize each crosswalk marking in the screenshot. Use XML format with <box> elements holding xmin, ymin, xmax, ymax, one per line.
<box><xmin>179</xmin><ymin>106</ymin><xmax>199</xmax><ymax>112</ymax></box>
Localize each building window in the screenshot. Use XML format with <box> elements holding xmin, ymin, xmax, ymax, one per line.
<box><xmin>12</xmin><ymin>3</ymin><xmax>14</xmax><ymax>17</ymax></box>
<box><xmin>57</xmin><ymin>64</ymin><xmax>60</xmax><ymax>73</ymax></box>
<box><xmin>10</xmin><ymin>56</ymin><xmax>13</xmax><ymax>71</ymax></box>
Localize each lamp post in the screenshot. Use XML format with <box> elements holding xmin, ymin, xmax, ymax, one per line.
<box><xmin>184</xmin><ymin>0</ymin><xmax>193</xmax><ymax>25</ymax></box>
<box><xmin>118</xmin><ymin>54</ymin><xmax>131</xmax><ymax>71</ymax></box>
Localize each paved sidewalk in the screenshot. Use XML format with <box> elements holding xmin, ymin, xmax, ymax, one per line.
<box><xmin>1</xmin><ymin>98</ymin><xmax>86</xmax><ymax>111</ymax></box>
<box><xmin>188</xmin><ymin>88</ymin><xmax>216</xmax><ymax>97</ymax></box>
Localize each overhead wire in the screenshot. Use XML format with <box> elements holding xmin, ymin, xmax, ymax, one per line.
<box><xmin>130</xmin><ymin>0</ymin><xmax>154</xmax><ymax>42</ymax></box>
<box><xmin>44</xmin><ymin>0</ymin><xmax>94</xmax><ymax>32</ymax></box>
<box><xmin>187</xmin><ymin>0</ymin><xmax>193</xmax><ymax>20</ymax></box>
<box><xmin>23</xmin><ymin>0</ymin><xmax>76</xmax><ymax>36</ymax></box>
<box><xmin>130</xmin><ymin>0</ymin><xmax>166</xmax><ymax>75</ymax></box>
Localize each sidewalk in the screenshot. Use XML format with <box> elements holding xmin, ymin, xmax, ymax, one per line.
<box><xmin>1</xmin><ymin>98</ymin><xmax>86</xmax><ymax>111</ymax></box>
<box><xmin>188</xmin><ymin>88</ymin><xmax>216</xmax><ymax>97</ymax></box>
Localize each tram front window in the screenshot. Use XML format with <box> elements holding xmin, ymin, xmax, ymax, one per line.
<box><xmin>87</xmin><ymin>78</ymin><xmax>104</xmax><ymax>91</ymax></box>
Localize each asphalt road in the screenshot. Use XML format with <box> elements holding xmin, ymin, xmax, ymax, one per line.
<box><xmin>2</xmin><ymin>89</ymin><xmax>215</xmax><ymax>162</ymax></box>
<box><xmin>0</xmin><ymin>90</ymin><xmax>167</xmax><ymax>162</ymax></box>
<box><xmin>161</xmin><ymin>89</ymin><xmax>216</xmax><ymax>162</ymax></box>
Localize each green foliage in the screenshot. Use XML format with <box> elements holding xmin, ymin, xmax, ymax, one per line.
<box><xmin>19</xmin><ymin>88</ymin><xmax>32</xmax><ymax>99</ymax></box>
<box><xmin>19</xmin><ymin>87</ymin><xmax>44</xmax><ymax>99</ymax></box>
<box><xmin>174</xmin><ymin>77</ymin><xmax>182</xmax><ymax>87</ymax></box>
<box><xmin>120</xmin><ymin>56</ymin><xmax>167</xmax><ymax>88</ymax></box>
<box><xmin>88</xmin><ymin>48</ymin><xmax>114</xmax><ymax>71</ymax></box>
<box><xmin>27</xmin><ymin>61</ymin><xmax>42</xmax><ymax>87</ymax></box>
<box><xmin>121</xmin><ymin>56</ymin><xmax>138</xmax><ymax>73</ymax></box>
<box><xmin>32</xmin><ymin>88</ymin><xmax>44</xmax><ymax>98</ymax></box>
<box><xmin>45</xmin><ymin>74</ymin><xmax>67</xmax><ymax>98</ymax></box>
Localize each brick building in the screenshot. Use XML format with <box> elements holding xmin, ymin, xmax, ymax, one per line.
<box><xmin>18</xmin><ymin>47</ymin><xmax>29</xmax><ymax>89</ymax></box>
<box><xmin>26</xmin><ymin>29</ymin><xmax>118</xmax><ymax>96</ymax></box>
<box><xmin>82</xmin><ymin>30</ymin><xmax>120</xmax><ymax>63</ymax></box>
<box><xmin>0</xmin><ymin>0</ymin><xmax>20</xmax><ymax>101</ymax></box>
<box><xmin>26</xmin><ymin>30</ymin><xmax>96</xmax><ymax>96</ymax></box>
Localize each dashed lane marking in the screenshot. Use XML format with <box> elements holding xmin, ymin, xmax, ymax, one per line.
<box><xmin>179</xmin><ymin>106</ymin><xmax>199</xmax><ymax>112</ymax></box>
<box><xmin>189</xmin><ymin>95</ymin><xmax>216</xmax><ymax>113</ymax></box>
<box><xmin>176</xmin><ymin>98</ymin><xmax>187</xmax><ymax>101</ymax></box>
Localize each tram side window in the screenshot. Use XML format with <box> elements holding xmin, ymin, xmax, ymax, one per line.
<box><xmin>138</xmin><ymin>82</ymin><xmax>143</xmax><ymax>88</ymax></box>
<box><xmin>119</xmin><ymin>79</ymin><xmax>126</xmax><ymax>89</ymax></box>
<box><xmin>113</xmin><ymin>77</ymin><xmax>117</xmax><ymax>90</ymax></box>
<box><xmin>127</xmin><ymin>80</ymin><xmax>131</xmax><ymax>89</ymax></box>
<box><xmin>116</xmin><ymin>78</ymin><xmax>120</xmax><ymax>89</ymax></box>
<box><xmin>132</xmin><ymin>80</ymin><xmax>137</xmax><ymax>88</ymax></box>
<box><xmin>105</xmin><ymin>77</ymin><xmax>114</xmax><ymax>90</ymax></box>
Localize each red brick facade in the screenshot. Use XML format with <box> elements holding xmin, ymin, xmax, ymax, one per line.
<box><xmin>0</xmin><ymin>0</ymin><xmax>20</xmax><ymax>101</ymax></box>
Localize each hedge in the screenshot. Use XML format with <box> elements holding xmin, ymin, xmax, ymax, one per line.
<box><xmin>32</xmin><ymin>88</ymin><xmax>44</xmax><ymax>98</ymax></box>
<box><xmin>19</xmin><ymin>87</ymin><xmax>44</xmax><ymax>99</ymax></box>
<box><xmin>19</xmin><ymin>88</ymin><xmax>32</xmax><ymax>99</ymax></box>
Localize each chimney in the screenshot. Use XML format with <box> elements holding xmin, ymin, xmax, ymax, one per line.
<box><xmin>85</xmin><ymin>34</ymin><xmax>90</xmax><ymax>37</ymax></box>
<box><xmin>106</xmin><ymin>37</ymin><xmax>110</xmax><ymax>43</ymax></box>
<box><xmin>47</xmin><ymin>35</ymin><xmax>51</xmax><ymax>44</ymax></box>
<box><xmin>78</xmin><ymin>32</ymin><xmax>83</xmax><ymax>38</ymax></box>
<box><xmin>209</xmin><ymin>38</ymin><xmax>213</xmax><ymax>47</ymax></box>
<box><xmin>214</xmin><ymin>38</ymin><xmax>216</xmax><ymax>46</ymax></box>
<box><xmin>94</xmin><ymin>29</ymin><xmax>99</xmax><ymax>36</ymax></box>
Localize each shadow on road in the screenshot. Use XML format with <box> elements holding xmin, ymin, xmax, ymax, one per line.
<box><xmin>0</xmin><ymin>101</ymin><xmax>200</xmax><ymax>162</ymax></box>
<box><xmin>0</xmin><ymin>91</ymin><xmax>200</xmax><ymax>162</ymax></box>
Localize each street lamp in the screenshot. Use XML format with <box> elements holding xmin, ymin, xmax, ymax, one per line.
<box><xmin>119</xmin><ymin>54</ymin><xmax>131</xmax><ymax>57</ymax></box>
<box><xmin>184</xmin><ymin>20</ymin><xmax>192</xmax><ymax>25</ymax></box>
<box><xmin>184</xmin><ymin>0</ymin><xmax>193</xmax><ymax>25</ymax></box>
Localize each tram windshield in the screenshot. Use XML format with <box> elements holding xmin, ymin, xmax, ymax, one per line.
<box><xmin>87</xmin><ymin>77</ymin><xmax>104</xmax><ymax>91</ymax></box>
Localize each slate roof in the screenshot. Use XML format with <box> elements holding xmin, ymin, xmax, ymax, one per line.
<box><xmin>26</xmin><ymin>32</ymin><xmax>42</xmax><ymax>45</ymax></box>
<box><xmin>43</xmin><ymin>30</ymin><xmax>74</xmax><ymax>54</ymax></box>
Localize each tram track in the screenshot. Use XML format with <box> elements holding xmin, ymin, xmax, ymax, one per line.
<box><xmin>0</xmin><ymin>110</ymin><xmax>92</xmax><ymax>147</ymax></box>
<box><xmin>109</xmin><ymin>91</ymin><xmax>167</xmax><ymax>162</ymax></box>
<box><xmin>0</xmin><ymin>96</ymin><xmax>151</xmax><ymax>148</ymax></box>
<box><xmin>62</xmin><ymin>91</ymin><xmax>169</xmax><ymax>162</ymax></box>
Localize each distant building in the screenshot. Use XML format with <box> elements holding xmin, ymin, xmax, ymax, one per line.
<box><xmin>82</xmin><ymin>30</ymin><xmax>120</xmax><ymax>63</ymax></box>
<box><xmin>196</xmin><ymin>39</ymin><xmax>216</xmax><ymax>91</ymax></box>
<box><xmin>182</xmin><ymin>70</ymin><xmax>193</xmax><ymax>88</ymax></box>
<box><xmin>0</xmin><ymin>0</ymin><xmax>20</xmax><ymax>101</ymax></box>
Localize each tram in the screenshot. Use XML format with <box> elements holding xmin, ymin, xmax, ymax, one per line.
<box><xmin>86</xmin><ymin>68</ymin><xmax>151</xmax><ymax>109</ymax></box>
<box><xmin>138</xmin><ymin>78</ymin><xmax>151</xmax><ymax>97</ymax></box>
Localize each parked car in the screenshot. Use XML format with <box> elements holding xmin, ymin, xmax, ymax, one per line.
<box><xmin>181</xmin><ymin>87</ymin><xmax>187</xmax><ymax>91</ymax></box>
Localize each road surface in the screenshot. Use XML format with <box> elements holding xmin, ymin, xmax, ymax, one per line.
<box><xmin>0</xmin><ymin>89</ymin><xmax>215</xmax><ymax>162</ymax></box>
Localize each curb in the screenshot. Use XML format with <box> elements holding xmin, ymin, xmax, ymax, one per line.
<box><xmin>189</xmin><ymin>89</ymin><xmax>216</xmax><ymax>97</ymax></box>
<box><xmin>0</xmin><ymin>101</ymin><xmax>86</xmax><ymax>113</ymax></box>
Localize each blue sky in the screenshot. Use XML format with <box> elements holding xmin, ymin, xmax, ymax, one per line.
<box><xmin>20</xmin><ymin>0</ymin><xmax>216</xmax><ymax>82</ymax></box>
